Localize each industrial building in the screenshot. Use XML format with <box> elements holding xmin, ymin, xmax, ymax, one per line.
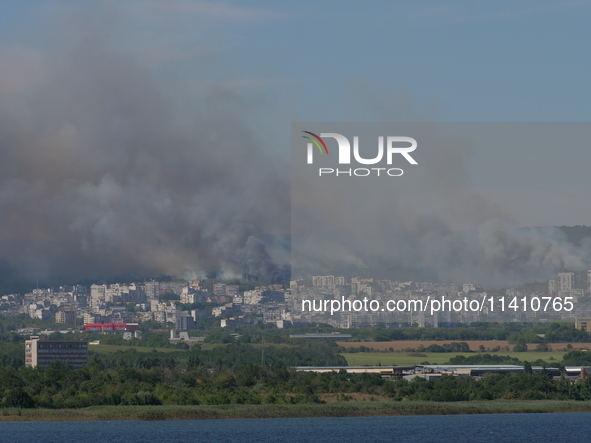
<box><xmin>295</xmin><ymin>366</ymin><xmax>415</xmax><ymax>379</ymax></box>
<box><xmin>25</xmin><ymin>336</ymin><xmax>88</xmax><ymax>369</ymax></box>
<box><xmin>295</xmin><ymin>364</ymin><xmax>562</xmax><ymax>380</ymax></box>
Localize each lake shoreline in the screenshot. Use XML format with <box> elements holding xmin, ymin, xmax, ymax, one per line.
<box><xmin>2</xmin><ymin>401</ymin><xmax>591</xmax><ymax>422</ymax></box>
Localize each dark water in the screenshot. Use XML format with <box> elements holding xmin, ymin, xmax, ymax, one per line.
<box><xmin>1</xmin><ymin>413</ymin><xmax>591</xmax><ymax>443</ymax></box>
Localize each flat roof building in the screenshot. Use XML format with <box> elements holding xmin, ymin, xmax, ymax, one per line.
<box><xmin>25</xmin><ymin>337</ymin><xmax>88</xmax><ymax>369</ymax></box>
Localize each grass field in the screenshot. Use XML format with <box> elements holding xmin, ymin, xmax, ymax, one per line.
<box><xmin>340</xmin><ymin>351</ymin><xmax>566</xmax><ymax>366</ymax></box>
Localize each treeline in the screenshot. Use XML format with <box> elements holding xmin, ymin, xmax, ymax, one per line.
<box><xmin>392</xmin><ymin>372</ymin><xmax>591</xmax><ymax>402</ymax></box>
<box><xmin>0</xmin><ymin>340</ymin><xmax>346</xmax><ymax>372</ymax></box>
<box><xmin>4</xmin><ymin>355</ymin><xmax>591</xmax><ymax>409</ymax></box>
<box><xmin>0</xmin><ymin>361</ymin><xmax>380</xmax><ymax>408</ymax></box>
<box><xmin>345</xmin><ymin>342</ymin><xmax>472</xmax><ymax>353</ymax></box>
<box><xmin>445</xmin><ymin>350</ymin><xmax>591</xmax><ymax>369</ymax></box>
<box><xmin>0</xmin><ymin>342</ymin><xmax>23</xmax><ymax>370</ymax></box>
<box><xmin>0</xmin><ymin>341</ymin><xmax>349</xmax><ymax>409</ymax></box>
<box><xmin>369</xmin><ymin>322</ymin><xmax>591</xmax><ymax>343</ymax></box>
<box><xmin>447</xmin><ymin>354</ymin><xmax>523</xmax><ymax>365</ymax></box>
<box><xmin>0</xmin><ymin>328</ymin><xmax>178</xmax><ymax>350</ymax></box>
<box><xmin>88</xmin><ymin>332</ymin><xmax>173</xmax><ymax>349</ymax></box>
<box><xmin>0</xmin><ymin>315</ymin><xmax>60</xmax><ymax>333</ymax></box>
<box><xmin>205</xmin><ymin>322</ymin><xmax>591</xmax><ymax>345</ymax></box>
<box><xmin>94</xmin><ymin>342</ymin><xmax>347</xmax><ymax>369</ymax></box>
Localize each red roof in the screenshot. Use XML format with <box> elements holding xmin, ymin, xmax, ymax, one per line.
<box><xmin>83</xmin><ymin>323</ymin><xmax>139</xmax><ymax>331</ymax></box>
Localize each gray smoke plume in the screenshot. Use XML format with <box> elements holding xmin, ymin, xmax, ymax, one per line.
<box><xmin>2</xmin><ymin>9</ymin><xmax>591</xmax><ymax>290</ymax></box>
<box><xmin>0</xmin><ymin>16</ymin><xmax>290</xmax><ymax>285</ymax></box>
<box><xmin>291</xmin><ymin>122</ymin><xmax>591</xmax><ymax>288</ymax></box>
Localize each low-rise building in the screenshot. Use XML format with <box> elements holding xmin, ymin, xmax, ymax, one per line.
<box><xmin>575</xmin><ymin>318</ymin><xmax>591</xmax><ymax>332</ymax></box>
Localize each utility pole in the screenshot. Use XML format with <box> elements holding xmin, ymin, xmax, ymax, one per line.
<box><xmin>261</xmin><ymin>333</ymin><xmax>265</xmax><ymax>366</ymax></box>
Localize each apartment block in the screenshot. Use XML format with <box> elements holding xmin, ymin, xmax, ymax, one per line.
<box><xmin>559</xmin><ymin>272</ymin><xmax>576</xmax><ymax>291</ymax></box>
<box><xmin>25</xmin><ymin>337</ymin><xmax>88</xmax><ymax>369</ymax></box>
<box><xmin>55</xmin><ymin>310</ymin><xmax>77</xmax><ymax>324</ymax></box>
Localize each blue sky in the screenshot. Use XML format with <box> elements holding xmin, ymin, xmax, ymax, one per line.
<box><xmin>3</xmin><ymin>0</ymin><xmax>590</xmax><ymax>122</ymax></box>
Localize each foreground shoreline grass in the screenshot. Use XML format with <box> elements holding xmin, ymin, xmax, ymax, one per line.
<box><xmin>2</xmin><ymin>401</ymin><xmax>591</xmax><ymax>422</ymax></box>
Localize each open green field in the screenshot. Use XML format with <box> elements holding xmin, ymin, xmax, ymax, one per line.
<box><xmin>2</xmin><ymin>401</ymin><xmax>591</xmax><ymax>421</ymax></box>
<box><xmin>341</xmin><ymin>351</ymin><xmax>566</xmax><ymax>366</ymax></box>
<box><xmin>88</xmin><ymin>345</ymin><xmax>181</xmax><ymax>353</ymax></box>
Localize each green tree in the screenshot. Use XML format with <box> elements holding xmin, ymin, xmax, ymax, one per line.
<box><xmin>513</xmin><ymin>343</ymin><xmax>528</xmax><ymax>352</ymax></box>
<box><xmin>536</xmin><ymin>343</ymin><xmax>550</xmax><ymax>352</ymax></box>
<box><xmin>3</xmin><ymin>387</ymin><xmax>35</xmax><ymax>408</ymax></box>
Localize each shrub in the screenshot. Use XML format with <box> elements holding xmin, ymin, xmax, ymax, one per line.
<box><xmin>512</xmin><ymin>343</ymin><xmax>528</xmax><ymax>352</ymax></box>
<box><xmin>3</xmin><ymin>388</ymin><xmax>35</xmax><ymax>408</ymax></box>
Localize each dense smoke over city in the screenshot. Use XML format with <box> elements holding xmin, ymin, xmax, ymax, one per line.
<box><xmin>291</xmin><ymin>123</ymin><xmax>591</xmax><ymax>288</ymax></box>
<box><xmin>0</xmin><ymin>21</ymin><xmax>290</xmax><ymax>285</ymax></box>
<box><xmin>1</xmin><ymin>10</ymin><xmax>591</xmax><ymax>289</ymax></box>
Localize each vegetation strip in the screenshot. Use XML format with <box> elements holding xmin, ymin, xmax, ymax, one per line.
<box><xmin>3</xmin><ymin>401</ymin><xmax>591</xmax><ymax>422</ymax></box>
